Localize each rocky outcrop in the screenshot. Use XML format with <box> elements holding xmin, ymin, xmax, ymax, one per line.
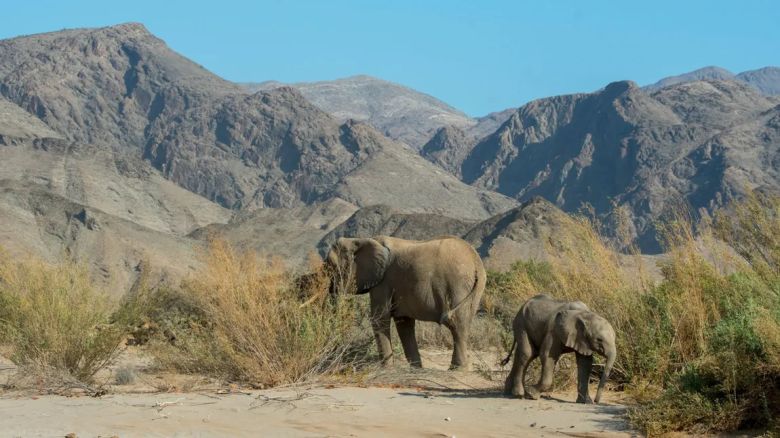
<box><xmin>242</xmin><ymin>75</ymin><xmax>475</xmax><ymax>149</ymax></box>
<box><xmin>458</xmin><ymin>80</ymin><xmax>780</xmax><ymax>251</ymax></box>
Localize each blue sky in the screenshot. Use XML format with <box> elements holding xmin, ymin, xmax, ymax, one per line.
<box><xmin>2</xmin><ymin>0</ymin><xmax>778</xmax><ymax>116</ymax></box>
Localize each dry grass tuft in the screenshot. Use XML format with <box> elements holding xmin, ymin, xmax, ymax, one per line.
<box><xmin>0</xmin><ymin>253</ymin><xmax>124</xmax><ymax>385</ymax></box>
<box><xmin>483</xmin><ymin>195</ymin><xmax>780</xmax><ymax>434</ymax></box>
<box><xmin>136</xmin><ymin>239</ymin><xmax>374</xmax><ymax>387</ymax></box>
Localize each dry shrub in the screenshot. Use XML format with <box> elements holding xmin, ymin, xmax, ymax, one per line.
<box><xmin>0</xmin><ymin>252</ymin><xmax>124</xmax><ymax>384</ymax></box>
<box><xmin>145</xmin><ymin>240</ymin><xmax>373</xmax><ymax>386</ymax></box>
<box><xmin>485</xmin><ymin>195</ymin><xmax>780</xmax><ymax>434</ymax></box>
<box><xmin>484</xmin><ymin>212</ymin><xmax>648</xmax><ymax>380</ymax></box>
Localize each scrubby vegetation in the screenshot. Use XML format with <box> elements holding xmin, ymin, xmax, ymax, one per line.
<box><xmin>0</xmin><ymin>194</ymin><xmax>777</xmax><ymax>434</ymax></box>
<box><xmin>0</xmin><ymin>253</ymin><xmax>124</xmax><ymax>384</ymax></box>
<box><xmin>124</xmin><ymin>240</ymin><xmax>375</xmax><ymax>387</ymax></box>
<box><xmin>481</xmin><ymin>193</ymin><xmax>780</xmax><ymax>435</ymax></box>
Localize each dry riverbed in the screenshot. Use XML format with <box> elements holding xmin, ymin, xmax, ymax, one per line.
<box><xmin>0</xmin><ymin>350</ymin><xmax>636</xmax><ymax>437</ymax></box>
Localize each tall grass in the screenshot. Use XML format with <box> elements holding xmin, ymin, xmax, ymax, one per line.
<box><xmin>482</xmin><ymin>194</ymin><xmax>780</xmax><ymax>434</ymax></box>
<box><xmin>137</xmin><ymin>240</ymin><xmax>374</xmax><ymax>387</ymax></box>
<box><xmin>0</xmin><ymin>253</ymin><xmax>124</xmax><ymax>384</ymax></box>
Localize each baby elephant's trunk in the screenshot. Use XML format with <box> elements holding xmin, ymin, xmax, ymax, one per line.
<box><xmin>594</xmin><ymin>346</ymin><xmax>615</xmax><ymax>404</ymax></box>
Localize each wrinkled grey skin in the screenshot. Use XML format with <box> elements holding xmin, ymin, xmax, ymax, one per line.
<box><xmin>503</xmin><ymin>294</ymin><xmax>616</xmax><ymax>404</ymax></box>
<box><xmin>325</xmin><ymin>235</ymin><xmax>486</xmax><ymax>369</ymax></box>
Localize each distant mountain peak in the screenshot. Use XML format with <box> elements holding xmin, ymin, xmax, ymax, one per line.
<box><xmin>645</xmin><ymin>66</ymin><xmax>736</xmax><ymax>91</ymax></box>
<box><xmin>646</xmin><ymin>65</ymin><xmax>780</xmax><ymax>96</ymax></box>
<box><xmin>102</xmin><ymin>22</ymin><xmax>152</xmax><ymax>35</ymax></box>
<box><xmin>241</xmin><ymin>75</ymin><xmax>474</xmax><ymax>148</ymax></box>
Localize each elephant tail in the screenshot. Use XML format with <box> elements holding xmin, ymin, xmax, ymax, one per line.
<box><xmin>500</xmin><ymin>339</ymin><xmax>516</xmax><ymax>366</ymax></box>
<box><xmin>439</xmin><ymin>265</ymin><xmax>487</xmax><ymax>324</ymax></box>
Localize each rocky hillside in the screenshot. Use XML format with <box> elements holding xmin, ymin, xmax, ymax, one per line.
<box><xmin>318</xmin><ymin>204</ymin><xmax>477</xmax><ymax>255</ymax></box>
<box><xmin>420</xmin><ymin>125</ymin><xmax>478</xmax><ymax>177</ymax></box>
<box><xmin>2</xmin><ymin>22</ymin><xmax>776</xmax><ymax>291</ymax></box>
<box><xmin>0</xmin><ymin>23</ymin><xmax>515</xmax><ymax>219</ymax></box>
<box><xmin>316</xmin><ymin>198</ymin><xmax>647</xmax><ymax>271</ymax></box>
<box><xmin>646</xmin><ymin>65</ymin><xmax>780</xmax><ymax>95</ymax></box>
<box><xmin>242</xmin><ymin>75</ymin><xmax>476</xmax><ymax>149</ymax></box>
<box><xmin>0</xmin><ymin>23</ymin><xmax>521</xmax><ymax>292</ymax></box>
<box><xmin>457</xmin><ymin>80</ymin><xmax>780</xmax><ymax>251</ymax></box>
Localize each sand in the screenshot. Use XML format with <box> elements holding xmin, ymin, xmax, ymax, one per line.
<box><xmin>0</xmin><ymin>350</ymin><xmax>636</xmax><ymax>437</ymax></box>
<box><xmin>0</xmin><ymin>387</ymin><xmax>634</xmax><ymax>437</ymax></box>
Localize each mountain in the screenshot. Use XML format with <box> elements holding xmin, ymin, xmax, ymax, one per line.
<box><xmin>736</xmin><ymin>67</ymin><xmax>780</xmax><ymax>96</ymax></box>
<box><xmin>242</xmin><ymin>75</ymin><xmax>475</xmax><ymax>149</ymax></box>
<box><xmin>644</xmin><ymin>66</ymin><xmax>736</xmax><ymax>91</ymax></box>
<box><xmin>0</xmin><ymin>23</ymin><xmax>523</xmax><ymax>292</ymax></box>
<box><xmin>0</xmin><ymin>23</ymin><xmax>515</xmax><ymax>219</ymax></box>
<box><xmin>0</xmin><ymin>96</ymin><xmax>62</xmax><ymax>143</ymax></box>
<box><xmin>458</xmin><ymin>79</ymin><xmax>780</xmax><ymax>251</ymax></box>
<box><xmin>316</xmin><ymin>198</ymin><xmax>658</xmax><ymax>271</ymax></box>
<box><xmin>190</xmin><ymin>198</ymin><xmax>358</xmax><ymax>267</ymax></box>
<box><xmin>471</xmin><ymin>108</ymin><xmax>518</xmax><ymax>140</ymax></box>
<box><xmin>420</xmin><ymin>125</ymin><xmax>477</xmax><ymax>177</ymax></box>
<box><xmin>646</xmin><ymin>66</ymin><xmax>780</xmax><ymax>96</ymax></box>
<box><xmin>318</xmin><ymin>204</ymin><xmax>477</xmax><ymax>256</ymax></box>
<box><xmin>242</xmin><ymin>76</ymin><xmax>518</xmax><ymax>154</ymax></box>
<box><xmin>0</xmin><ymin>135</ymin><xmax>230</xmax><ymax>293</ymax></box>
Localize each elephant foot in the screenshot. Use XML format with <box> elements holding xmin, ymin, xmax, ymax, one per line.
<box><xmin>510</xmin><ymin>387</ymin><xmax>525</xmax><ymax>399</ymax></box>
<box><xmin>503</xmin><ymin>381</ymin><xmax>513</xmax><ymax>396</ymax></box>
<box><xmin>576</xmin><ymin>395</ymin><xmax>594</xmax><ymax>404</ymax></box>
<box><xmin>409</xmin><ymin>361</ymin><xmax>423</xmax><ymax>369</ymax></box>
<box><xmin>525</xmin><ymin>386</ymin><xmax>541</xmax><ymax>400</ymax></box>
<box><xmin>448</xmin><ymin>362</ymin><xmax>469</xmax><ymax>371</ymax></box>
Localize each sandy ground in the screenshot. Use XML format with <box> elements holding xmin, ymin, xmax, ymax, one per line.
<box><xmin>0</xmin><ymin>350</ymin><xmax>637</xmax><ymax>437</ymax></box>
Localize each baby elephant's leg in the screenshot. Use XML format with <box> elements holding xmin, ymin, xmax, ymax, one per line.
<box><xmin>504</xmin><ymin>330</ymin><xmax>534</xmax><ymax>398</ymax></box>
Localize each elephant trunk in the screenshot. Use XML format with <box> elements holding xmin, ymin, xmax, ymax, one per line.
<box><xmin>594</xmin><ymin>346</ymin><xmax>615</xmax><ymax>404</ymax></box>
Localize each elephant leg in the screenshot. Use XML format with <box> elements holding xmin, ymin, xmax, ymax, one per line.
<box><xmin>370</xmin><ymin>293</ymin><xmax>393</xmax><ymax>365</ymax></box>
<box><xmin>445</xmin><ymin>320</ymin><xmax>469</xmax><ymax>370</ymax></box>
<box><xmin>575</xmin><ymin>353</ymin><xmax>594</xmax><ymax>404</ymax></box>
<box><xmin>504</xmin><ymin>331</ymin><xmax>534</xmax><ymax>398</ymax></box>
<box><xmin>395</xmin><ymin>317</ymin><xmax>422</xmax><ymax>368</ymax></box>
<box><xmin>527</xmin><ymin>336</ymin><xmax>561</xmax><ymax>400</ymax></box>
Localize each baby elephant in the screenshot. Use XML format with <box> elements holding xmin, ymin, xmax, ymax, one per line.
<box><xmin>502</xmin><ymin>294</ymin><xmax>616</xmax><ymax>404</ymax></box>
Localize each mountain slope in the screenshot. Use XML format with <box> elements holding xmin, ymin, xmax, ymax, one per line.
<box><xmin>0</xmin><ymin>96</ymin><xmax>62</xmax><ymax>143</ymax></box>
<box><xmin>459</xmin><ymin>79</ymin><xmax>780</xmax><ymax>251</ymax></box>
<box><xmin>647</xmin><ymin>66</ymin><xmax>780</xmax><ymax>96</ymax></box>
<box><xmin>0</xmin><ymin>23</ymin><xmax>240</xmax><ymax>149</ymax></box>
<box><xmin>420</xmin><ymin>125</ymin><xmax>478</xmax><ymax>177</ymax></box>
<box><xmin>318</xmin><ymin>204</ymin><xmax>477</xmax><ymax>255</ymax></box>
<box><xmin>0</xmin><ymin>24</ymin><xmax>515</xmax><ymax>220</ymax></box>
<box><xmin>736</xmin><ymin>67</ymin><xmax>780</xmax><ymax>96</ymax></box>
<box><xmin>644</xmin><ymin>66</ymin><xmax>736</xmax><ymax>92</ymax></box>
<box><xmin>242</xmin><ymin>75</ymin><xmax>475</xmax><ymax>149</ymax></box>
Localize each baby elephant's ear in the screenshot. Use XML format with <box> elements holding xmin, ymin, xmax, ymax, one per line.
<box><xmin>555</xmin><ymin>310</ymin><xmax>593</xmax><ymax>356</ymax></box>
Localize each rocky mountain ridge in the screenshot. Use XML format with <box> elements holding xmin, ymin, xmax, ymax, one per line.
<box><xmin>645</xmin><ymin>65</ymin><xmax>780</xmax><ymax>95</ymax></box>
<box><xmin>0</xmin><ymin>22</ymin><xmax>777</xmax><ymax>294</ymax></box>
<box><xmin>0</xmin><ymin>23</ymin><xmax>515</xmax><ymax>219</ymax></box>
<box><xmin>452</xmin><ymin>79</ymin><xmax>780</xmax><ymax>251</ymax></box>
<box><xmin>243</xmin><ymin>76</ymin><xmax>515</xmax><ymax>149</ymax></box>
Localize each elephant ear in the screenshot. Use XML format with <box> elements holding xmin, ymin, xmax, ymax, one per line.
<box><xmin>556</xmin><ymin>310</ymin><xmax>593</xmax><ymax>356</ymax></box>
<box><xmin>352</xmin><ymin>238</ymin><xmax>390</xmax><ymax>293</ymax></box>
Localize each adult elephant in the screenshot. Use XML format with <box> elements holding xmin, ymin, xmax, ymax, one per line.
<box><xmin>503</xmin><ymin>294</ymin><xmax>616</xmax><ymax>404</ymax></box>
<box><xmin>325</xmin><ymin>235</ymin><xmax>486</xmax><ymax>369</ymax></box>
